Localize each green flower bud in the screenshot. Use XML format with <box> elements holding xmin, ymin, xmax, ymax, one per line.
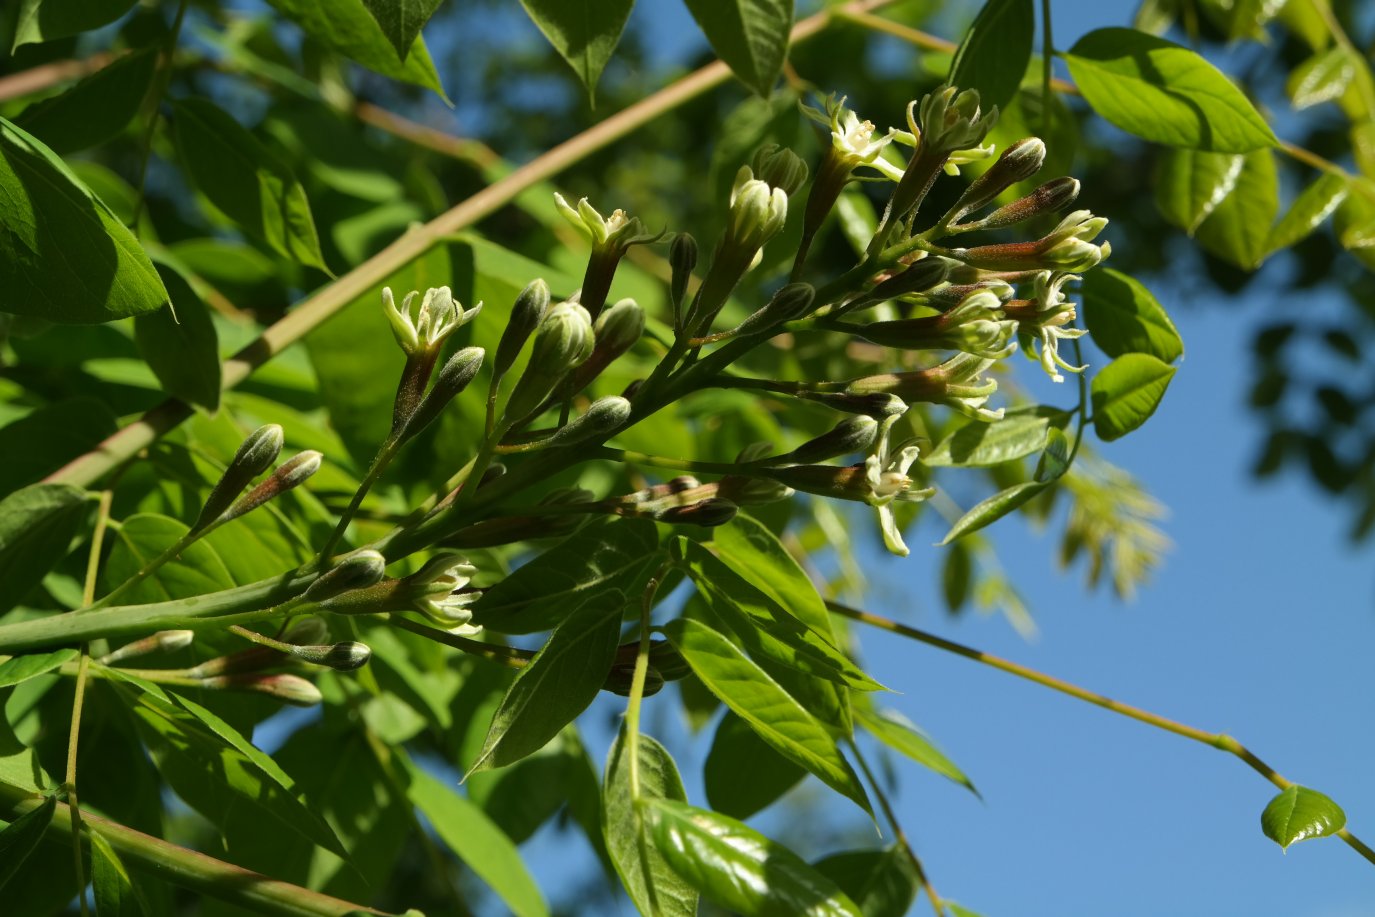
<box><xmin>203</xmin><ymin>673</ymin><xmax>323</xmax><ymax>706</ymax></box>
<box><xmin>305</xmin><ymin>550</ymin><xmax>387</xmax><ymax>602</ymax></box>
<box><xmin>716</xmin><ymin>474</ymin><xmax>795</xmax><ymax>506</ymax></box>
<box><xmin>194</xmin><ymin>424</ymin><xmax>284</xmax><ymax>532</ymax></box>
<box><xmin>726</xmin><ymin>165</ymin><xmax>789</xmax><ymax>252</ymax></box>
<box><xmin>751</xmin><ymin>144</ymin><xmax>809</xmax><ymax>196</ymax></box>
<box><xmin>978</xmin><ymin>177</ymin><xmax>1080</xmax><ymax>230</ymax></box>
<box><xmin>670</xmin><ymin>233</ymin><xmax>698</xmax><ymax>319</ymax></box>
<box><xmin>771</xmin><ymin>417</ymin><xmax>879</xmax><ymax>465</ymax></box>
<box><xmin>945</xmin><ymin>137</ymin><xmax>1046</xmax><ymax>226</ymax></box>
<box><xmin>404</xmin><ymin>347</ymin><xmax>485</xmax><ymax>439</ymax></box>
<box><xmin>97</xmin><ymin>629</ymin><xmax>195</xmax><ymax>666</ymax></box>
<box><xmin>222</xmin><ymin>451</ymin><xmax>322</xmax><ymax>522</ymax></box>
<box><xmin>546</xmin><ymin>396</ymin><xmax>632</xmax><ymax>447</ymax></box>
<box><xmin>494</xmin><ymin>279</ymin><xmax>550</xmax><ymax>380</ymax></box>
<box><xmin>799</xmin><ymin>390</ymin><xmax>909</xmax><ymax>417</ymax></box>
<box><xmin>593</xmin><ymin>298</ymin><xmax>645</xmax><ymax>357</ymax></box>
<box><xmin>846</xmin><ymin>353</ymin><xmax>1004</xmax><ymax>422</ymax></box>
<box><xmin>734</xmin><ymin>283</ymin><xmax>816</xmax><ymax>336</ymax></box>
<box><xmin>504</xmin><ymin>301</ymin><xmax>595</xmax><ymax>422</ymax></box>
<box><xmin>915</xmin><ymin>85</ymin><xmax>997</xmax><ymax>155</ymax></box>
<box><xmin>866</xmin><ymin>258</ymin><xmax>952</xmax><ymax>303</ymax></box>
<box><xmin>603</xmin><ymin>662</ymin><xmax>664</xmax><ymax>697</ymax></box>
<box><xmin>653</xmin><ymin>497</ymin><xmax>739</xmax><ymax>527</ymax></box>
<box><xmin>765</xmin><ymin>463</ymin><xmax>874</xmax><ymax>502</ymax></box>
<box><xmin>960</xmin><ymin>209</ymin><xmax>1110</xmax><ymax>273</ymax></box>
<box><xmin>384</xmin><ymin>286</ymin><xmax>481</xmax><ymax>358</ymax></box>
<box><xmin>287</xmin><ymin>641</ymin><xmax>372</xmax><ymax>671</ymax></box>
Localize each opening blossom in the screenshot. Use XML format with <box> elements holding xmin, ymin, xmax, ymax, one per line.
<box><xmin>865</xmin><ymin>415</ymin><xmax>935</xmax><ymax>557</ymax></box>
<box><xmin>384</xmin><ymin>286</ymin><xmax>481</xmax><ymax>357</ymax></box>
<box><xmin>1008</xmin><ymin>271</ymin><xmax>1088</xmax><ymax>383</ymax></box>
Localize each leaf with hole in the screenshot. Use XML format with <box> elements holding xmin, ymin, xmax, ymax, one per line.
<box><xmin>1064</xmin><ymin>28</ymin><xmax>1276</xmax><ymax>152</ymax></box>
<box><xmin>1260</xmin><ymin>785</ymin><xmax>1347</xmax><ymax>850</ymax></box>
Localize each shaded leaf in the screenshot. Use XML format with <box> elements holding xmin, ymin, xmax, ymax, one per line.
<box><xmin>1154</xmin><ymin>148</ymin><xmax>1244</xmax><ymax>234</ymax></box>
<box><xmin>712</xmin><ymin>514</ymin><xmax>832</xmax><ymax>636</ymax></box>
<box><xmin>0</xmin><ymin>650</ymin><xmax>77</xmax><ymax>690</ymax></box>
<box><xmin>0</xmin><ymin>483</ymin><xmax>87</xmax><ymax>616</ymax></box>
<box><xmin>0</xmin><ymin>795</ymin><xmax>56</xmax><ymax>891</ymax></box>
<box><xmin>1260</xmin><ymin>785</ymin><xmax>1347</xmax><ymax>850</ymax></box>
<box><xmin>0</xmin><ymin>117</ymin><xmax>168</xmax><ymax>323</ymax></box>
<box><xmin>1195</xmin><ymin>148</ymin><xmax>1279</xmax><ymax>269</ymax></box>
<box><xmin>854</xmin><ymin>702</ymin><xmax>978</xmax><ymax>795</ymax></box>
<box><xmin>949</xmin><ymin>0</ymin><xmax>1034</xmax><ymax>112</ymax></box>
<box><xmin>812</xmin><ymin>847</ymin><xmax>918</xmax><ymax>917</ymax></box>
<box><xmin>102</xmin><ymin>513</ymin><xmax>235</xmax><ymax>604</ymax></box>
<box><xmin>171</xmin><ymin>98</ymin><xmax>327</xmax><ymax>270</ymax></box>
<box><xmin>682</xmin><ymin>0</ymin><xmax>794</xmax><ymax>97</ymax></box>
<box><xmin>90</xmin><ymin>829</ymin><xmax>149</xmax><ymax>917</ymax></box>
<box><xmin>663</xmin><ymin>617</ymin><xmax>871</xmax><ymax>815</ymax></box>
<box><xmin>406</xmin><ymin>761</ymin><xmax>549</xmax><ymax>917</ymax></box>
<box><xmin>135</xmin><ymin>260</ymin><xmax>222</xmax><ymax>411</ymax></box>
<box><xmin>0</xmin><ymin>402</ymin><xmax>117</xmax><ymax>500</ymax></box>
<box><xmin>360</xmin><ymin>0</ymin><xmax>443</xmax><ymax>61</ymax></box>
<box><xmin>1287</xmin><ymin>48</ymin><xmax>1354</xmax><ymax>110</ymax></box>
<box><xmin>644</xmin><ymin>798</ymin><xmax>862</xmax><ymax>916</ymax></box>
<box><xmin>1091</xmin><ymin>353</ymin><xmax>1177</xmax><ymax>442</ymax></box>
<box><xmin>11</xmin><ymin>0</ymin><xmax>136</xmax><ymax>50</ymax></box>
<box><xmin>1064</xmin><ymin>28</ymin><xmax>1276</xmax><ymax>152</ymax></box>
<box><xmin>519</xmin><ymin>0</ymin><xmax>634</xmax><ymax>103</ymax></box>
<box><xmin>603</xmin><ymin>727</ymin><xmax>698</xmax><ymax>917</ymax></box>
<box><xmin>16</xmin><ymin>48</ymin><xmax>157</xmax><ymax>155</ymax></box>
<box><xmin>473</xmin><ymin>518</ymin><xmax>662</xmax><ymax>634</ymax></box>
<box><xmin>1080</xmin><ymin>268</ymin><xmax>1184</xmax><ymax>362</ymax></box>
<box><xmin>705</xmin><ymin>711</ymin><xmax>805</xmax><ymax>819</ymax></box>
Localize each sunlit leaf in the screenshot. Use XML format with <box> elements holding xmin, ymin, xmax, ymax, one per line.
<box><xmin>1154</xmin><ymin>148</ymin><xmax>1244</xmax><ymax>234</ymax></box>
<box><xmin>923</xmin><ymin>413</ymin><xmax>1052</xmax><ymax>467</ymax></box>
<box><xmin>1265</xmin><ymin>173</ymin><xmax>1349</xmax><ymax>254</ymax></box>
<box><xmin>1260</xmin><ymin>785</ymin><xmax>1347</xmax><ymax>850</ymax></box>
<box><xmin>1080</xmin><ymin>268</ymin><xmax>1183</xmax><ymax>362</ymax></box>
<box><xmin>1091</xmin><ymin>353</ymin><xmax>1177</xmax><ymax>442</ymax></box>
<box><xmin>1195</xmin><ymin>148</ymin><xmax>1279</xmax><ymax>269</ymax></box>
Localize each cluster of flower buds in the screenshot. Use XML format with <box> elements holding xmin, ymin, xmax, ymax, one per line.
<box><xmin>317</xmin><ymin>552</ymin><xmax>484</xmax><ymax>637</ymax></box>
<box><xmin>192</xmin><ymin>424</ymin><xmax>322</xmax><ymax>534</ymax></box>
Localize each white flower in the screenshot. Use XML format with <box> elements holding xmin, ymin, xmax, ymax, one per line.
<box><xmin>384</xmin><ymin>286</ymin><xmax>481</xmax><ymax>356</ymax></box>
<box><xmin>864</xmin><ymin>416</ymin><xmax>935</xmax><ymax>557</ymax></box>
<box><xmin>554</xmin><ymin>193</ymin><xmax>633</xmax><ymax>246</ymax></box>
<box><xmin>1020</xmin><ymin>272</ymin><xmax>1088</xmax><ymax>383</ymax></box>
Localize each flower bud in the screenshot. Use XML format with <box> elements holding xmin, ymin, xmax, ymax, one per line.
<box><xmin>546</xmin><ymin>396</ymin><xmax>632</xmax><ymax>447</ymax></box>
<box><xmin>960</xmin><ymin>209</ymin><xmax>1110</xmax><ymax>273</ymax></box>
<box><xmin>670</xmin><ymin>233</ymin><xmax>698</xmax><ymax>319</ymax></box>
<box><xmin>194</xmin><ymin>425</ymin><xmax>284</xmax><ymax>531</ymax></box>
<box><xmin>282</xmin><ymin>616</ymin><xmax>330</xmax><ymax>646</ymax></box>
<box><xmin>864</xmin><ymin>258</ymin><xmax>952</xmax><ymax>305</ymax></box>
<box><xmin>603</xmin><ymin>662</ymin><xmax>664</xmax><ymax>697</ymax></box>
<box><xmin>846</xmin><ymin>353</ymin><xmax>1004</xmax><ymax>422</ymax></box>
<box><xmin>385</xmin><ymin>286</ymin><xmax>480</xmax><ymax>358</ymax></box>
<box><xmin>733</xmin><ymin>283</ymin><xmax>816</xmax><ymax>336</ymax></box>
<box><xmin>203</xmin><ymin>673</ymin><xmax>323</xmax><ymax>706</ymax></box>
<box><xmin>653</xmin><ymin>497</ymin><xmax>739</xmax><ymax>527</ymax></box>
<box><xmin>222</xmin><ymin>451</ymin><xmax>322</xmax><ymax>522</ymax></box>
<box><xmin>288</xmin><ymin>641</ymin><xmax>372</xmax><ymax>671</ymax></box>
<box><xmin>915</xmin><ymin>85</ymin><xmax>997</xmax><ymax>155</ymax></box>
<box><xmin>772</xmin><ymin>416</ymin><xmax>879</xmax><ymax>465</ymax></box>
<box><xmin>945</xmin><ymin>138</ymin><xmax>1046</xmax><ymax>225</ymax></box>
<box><xmin>726</xmin><ymin>166</ymin><xmax>790</xmax><ymax>252</ymax></box>
<box><xmin>979</xmin><ymin>177</ymin><xmax>1080</xmax><ymax>229</ymax></box>
<box><xmin>441</xmin><ymin>513</ymin><xmax>584</xmax><ymax>549</ymax></box>
<box><xmin>765</xmin><ymin>463</ymin><xmax>874</xmax><ymax>502</ymax></box>
<box><xmin>751</xmin><ymin>144</ymin><xmax>809</xmax><ymax>196</ymax></box>
<box><xmin>647</xmin><ymin>639</ymin><xmax>692</xmax><ymax>681</ymax></box>
<box><xmin>797</xmin><ymin>390</ymin><xmax>909</xmax><ymax>417</ymax></box>
<box><xmin>593</xmin><ymin>298</ymin><xmax>645</xmax><ymax>357</ymax></box>
<box><xmin>493</xmin><ymin>279</ymin><xmax>551</xmax><ymax>381</ymax></box>
<box><xmin>504</xmin><ymin>301</ymin><xmax>594</xmax><ymax>423</ymax></box>
<box><xmin>305</xmin><ymin>550</ymin><xmax>388</xmax><ymax>602</ymax></box>
<box><xmin>97</xmin><ymin>630</ymin><xmax>195</xmax><ymax>665</ymax></box>
<box><xmin>404</xmin><ymin>347</ymin><xmax>485</xmax><ymax>439</ymax></box>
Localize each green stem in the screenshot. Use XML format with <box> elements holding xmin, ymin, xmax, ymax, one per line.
<box><xmin>848</xmin><ymin>739</ymin><xmax>944</xmax><ymax>916</ymax></box>
<box><xmin>42</xmin><ymin>0</ymin><xmax>896</xmax><ymax>494</ymax></box>
<box><xmin>599</xmin><ymin>448</ymin><xmax>744</xmax><ymax>478</ymax></box>
<box><xmin>1040</xmin><ymin>0</ymin><xmax>1054</xmax><ymax>135</ymax></box>
<box><xmin>827</xmin><ymin>601</ymin><xmax>1375</xmax><ymax>869</ymax></box>
<box><xmin>0</xmin><ymin>784</ymin><xmax>396</xmax><ymax>917</ymax></box>
<box><xmin>624</xmin><ymin>567</ymin><xmax>666</xmax><ymax>801</ymax></box>
<box><xmin>1067</xmin><ymin>336</ymin><xmax>1089</xmax><ymax>466</ymax></box>
<box><xmin>318</xmin><ymin>436</ymin><xmax>402</xmax><ymax>564</ymax></box>
<box><xmin>386</xmin><ymin>615</ymin><xmax>531</xmax><ymax>668</ymax></box>
<box><xmin>130</xmin><ymin>0</ymin><xmax>187</xmax><ymax>231</ymax></box>
<box><xmin>92</xmin><ymin>530</ymin><xmax>195</xmax><ymax>610</ymax></box>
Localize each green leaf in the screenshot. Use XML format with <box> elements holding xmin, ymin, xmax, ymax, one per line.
<box><xmin>89</xmin><ymin>829</ymin><xmax>149</xmax><ymax>917</ymax></box>
<box><xmin>682</xmin><ymin>0</ymin><xmax>794</xmax><ymax>97</ymax></box>
<box><xmin>0</xmin><ymin>796</ymin><xmax>56</xmax><ymax>891</ymax></box>
<box><xmin>643</xmin><ymin>797</ymin><xmax>863</xmax><ymax>917</ymax></box>
<box><xmin>1091</xmin><ymin>353</ymin><xmax>1177</xmax><ymax>442</ymax></box>
<box><xmin>854</xmin><ymin>702</ymin><xmax>978</xmax><ymax>795</ymax></box>
<box><xmin>0</xmin><ymin>483</ymin><xmax>87</xmax><ymax>615</ymax></box>
<box><xmin>266</xmin><ymin>0</ymin><xmax>447</xmax><ymax>97</ymax></box>
<box><xmin>1154</xmin><ymin>148</ymin><xmax>1244</xmax><ymax>234</ymax></box>
<box><xmin>134</xmin><ymin>261</ymin><xmax>222</xmax><ymax>411</ymax></box>
<box><xmin>939</xmin><ymin>481</ymin><xmax>1047</xmax><ymax>545</ymax></box>
<box><xmin>469</xmin><ymin>551</ymin><xmax>661</xmax><ymax>773</ymax></box>
<box><xmin>705</xmin><ymin>712</ymin><xmax>805</xmax><ymax>819</ymax></box>
<box><xmin>1260</xmin><ymin>785</ymin><xmax>1347</xmax><ymax>850</ymax></box>
<box><xmin>171</xmin><ymin>98</ymin><xmax>327</xmax><ymax>271</ymax></box>
<box><xmin>11</xmin><ymin>0</ymin><xmax>136</xmax><ymax>50</ymax></box>
<box><xmin>0</xmin><ymin>402</ymin><xmax>117</xmax><ymax>500</ymax></box>
<box><xmin>0</xmin><ymin>117</ymin><xmax>168</xmax><ymax>323</ymax></box>
<box><xmin>923</xmin><ymin>413</ymin><xmax>1051</xmax><ymax>467</ymax></box>
<box><xmin>1080</xmin><ymin>268</ymin><xmax>1184</xmax><ymax>362</ymax></box>
<box><xmin>812</xmin><ymin>847</ymin><xmax>918</xmax><ymax>917</ymax></box>
<box><xmin>663</xmin><ymin>617</ymin><xmax>871</xmax><ymax>816</ymax></box>
<box><xmin>1287</xmin><ymin>48</ymin><xmax>1354</xmax><ymax>110</ymax></box>
<box><xmin>603</xmin><ymin>727</ymin><xmax>698</xmax><ymax>917</ymax></box>
<box><xmin>1265</xmin><ymin>172</ymin><xmax>1349</xmax><ymax>254</ymax></box>
<box><xmin>0</xmin><ymin>650</ymin><xmax>77</xmax><ymax>689</ymax></box>
<box><xmin>949</xmin><ymin>0</ymin><xmax>1035</xmax><ymax>112</ymax></box>
<box><xmin>360</xmin><ymin>0</ymin><xmax>443</xmax><ymax>62</ymax></box>
<box><xmin>15</xmin><ymin>48</ymin><xmax>157</xmax><ymax>155</ymax></box>
<box><xmin>942</xmin><ymin>541</ymin><xmax>972</xmax><ymax>612</ymax></box>
<box><xmin>1064</xmin><ymin>28</ymin><xmax>1277</xmax><ymax>152</ymax></box>
<box><xmin>677</xmin><ymin>539</ymin><xmax>880</xmax><ymax>693</ymax></box>
<box><xmin>1194</xmin><ymin>148</ymin><xmax>1279</xmax><ymax>269</ymax></box>
<box><xmin>473</xmin><ymin>518</ymin><xmax>662</xmax><ymax>634</ymax></box>
<box><xmin>519</xmin><ymin>0</ymin><xmax>635</xmax><ymax>103</ymax></box>
<box><xmin>123</xmin><ymin>686</ymin><xmax>348</xmax><ymax>857</ymax></box>
<box><xmin>405</xmin><ymin>760</ymin><xmax>549</xmax><ymax>917</ymax></box>
<box><xmin>712</xmin><ymin>514</ymin><xmax>833</xmax><ymax>637</ymax></box>
<box><xmin>103</xmin><ymin>514</ymin><xmax>236</xmax><ymax>604</ymax></box>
